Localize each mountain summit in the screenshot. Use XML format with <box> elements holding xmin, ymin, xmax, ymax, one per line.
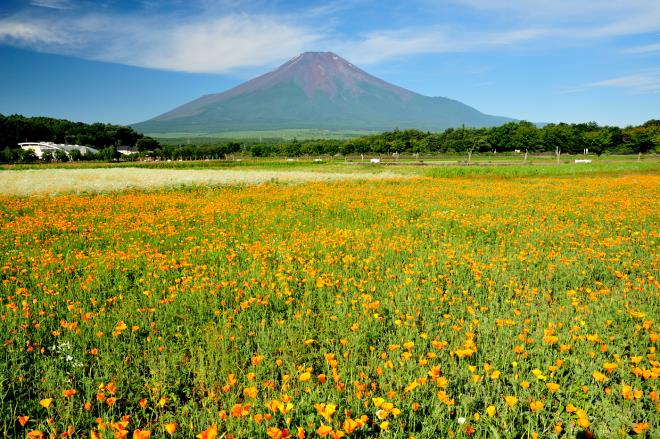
<box><xmin>133</xmin><ymin>52</ymin><xmax>512</xmax><ymax>133</ymax></box>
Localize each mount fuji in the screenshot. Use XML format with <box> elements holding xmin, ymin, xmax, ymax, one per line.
<box><xmin>132</xmin><ymin>52</ymin><xmax>512</xmax><ymax>134</ymax></box>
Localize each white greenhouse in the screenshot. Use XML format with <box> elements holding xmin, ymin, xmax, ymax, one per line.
<box><xmin>18</xmin><ymin>142</ymin><xmax>99</xmax><ymax>159</ymax></box>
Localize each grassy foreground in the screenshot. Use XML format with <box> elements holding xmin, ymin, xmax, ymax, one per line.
<box><xmin>0</xmin><ymin>172</ymin><xmax>658</xmax><ymax>438</ymax></box>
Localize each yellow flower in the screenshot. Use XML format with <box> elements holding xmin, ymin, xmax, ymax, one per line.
<box><xmin>531</xmin><ymin>369</ymin><xmax>546</xmax><ymax>381</ymax></box>
<box><xmin>505</xmin><ymin>396</ymin><xmax>518</xmax><ymax>407</ymax></box>
<box><xmin>632</xmin><ymin>423</ymin><xmax>651</xmax><ymax>434</ymax></box>
<box><xmin>404</xmin><ymin>381</ymin><xmax>419</xmax><ymax>393</ymax></box>
<box><xmin>314</xmin><ymin>403</ymin><xmax>336</xmax><ymax>421</ymax></box>
<box><xmin>603</xmin><ymin>362</ymin><xmax>618</xmax><ymax>373</ymax></box>
<box><xmin>196</xmin><ymin>424</ymin><xmax>218</xmax><ymax>439</ymax></box>
<box><xmin>343</xmin><ymin>418</ymin><xmax>360</xmax><ymax>434</ymax></box>
<box><xmin>133</xmin><ymin>429</ymin><xmax>151</xmax><ymax>439</ymax></box>
<box><xmin>381</xmin><ymin>402</ymin><xmax>394</xmax><ymax>412</ymax></box>
<box><xmin>163</xmin><ymin>423</ymin><xmax>177</xmax><ymax>435</ymax></box>
<box><xmin>39</xmin><ymin>398</ymin><xmax>53</xmax><ymax>409</ymax></box>
<box><xmin>267</xmin><ymin>427</ymin><xmax>288</xmax><ymax>439</ymax></box>
<box><xmin>243</xmin><ymin>387</ymin><xmax>258</xmax><ymax>398</ymax></box>
<box><xmin>546</xmin><ymin>383</ymin><xmax>560</xmax><ymax>393</ymax></box>
<box><xmin>316</xmin><ymin>424</ymin><xmax>333</xmax><ymax>437</ymax></box>
<box><xmin>375</xmin><ymin>409</ymin><xmax>388</xmax><ymax>420</ymax></box>
<box><xmin>486</xmin><ymin>405</ymin><xmax>496</xmax><ymax>417</ymax></box>
<box><xmin>529</xmin><ymin>401</ymin><xmax>544</xmax><ymax>412</ymax></box>
<box><xmin>577</xmin><ymin>417</ymin><xmax>590</xmax><ymax>429</ymax></box>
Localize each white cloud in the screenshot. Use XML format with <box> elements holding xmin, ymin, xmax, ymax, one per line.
<box><xmin>451</xmin><ymin>0</ymin><xmax>660</xmax><ymax>23</ymax></box>
<box><xmin>0</xmin><ymin>0</ymin><xmax>659</xmax><ymax>73</ymax></box>
<box><xmin>30</xmin><ymin>0</ymin><xmax>72</xmax><ymax>10</ymax></box>
<box><xmin>146</xmin><ymin>16</ymin><xmax>322</xmax><ymax>73</ymax></box>
<box><xmin>587</xmin><ymin>69</ymin><xmax>660</xmax><ymax>93</ymax></box>
<box><xmin>0</xmin><ymin>9</ymin><xmax>320</xmax><ymax>73</ymax></box>
<box><xmin>624</xmin><ymin>42</ymin><xmax>660</xmax><ymax>54</ymax></box>
<box><xmin>336</xmin><ymin>25</ymin><xmax>549</xmax><ymax>64</ymax></box>
<box><xmin>330</xmin><ymin>0</ymin><xmax>660</xmax><ymax>65</ymax></box>
<box><xmin>0</xmin><ymin>21</ymin><xmax>71</xmax><ymax>45</ymax></box>
<box><xmin>445</xmin><ymin>0</ymin><xmax>660</xmax><ymax>40</ymax></box>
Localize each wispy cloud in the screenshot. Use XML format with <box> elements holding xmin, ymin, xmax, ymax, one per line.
<box><xmin>0</xmin><ymin>6</ymin><xmax>321</xmax><ymax>73</ymax></box>
<box><xmin>0</xmin><ymin>21</ymin><xmax>71</xmax><ymax>45</ymax></box>
<box><xmin>587</xmin><ymin>69</ymin><xmax>660</xmax><ymax>93</ymax></box>
<box><xmin>446</xmin><ymin>0</ymin><xmax>660</xmax><ymax>40</ymax></box>
<box><xmin>328</xmin><ymin>0</ymin><xmax>660</xmax><ymax>65</ymax></box>
<box><xmin>1</xmin><ymin>0</ymin><xmax>659</xmax><ymax>73</ymax></box>
<box><xmin>337</xmin><ymin>25</ymin><xmax>549</xmax><ymax>64</ymax></box>
<box><xmin>29</xmin><ymin>0</ymin><xmax>72</xmax><ymax>10</ymax></box>
<box><xmin>451</xmin><ymin>0</ymin><xmax>660</xmax><ymax>25</ymax></box>
<box><xmin>555</xmin><ymin>86</ymin><xmax>587</xmax><ymax>95</ymax></box>
<box><xmin>624</xmin><ymin>42</ymin><xmax>660</xmax><ymax>54</ymax></box>
<box><xmin>141</xmin><ymin>16</ymin><xmax>322</xmax><ymax>73</ymax></box>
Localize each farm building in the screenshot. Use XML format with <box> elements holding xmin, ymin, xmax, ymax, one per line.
<box><xmin>117</xmin><ymin>145</ymin><xmax>139</xmax><ymax>155</ymax></box>
<box><xmin>19</xmin><ymin>142</ymin><xmax>99</xmax><ymax>158</ymax></box>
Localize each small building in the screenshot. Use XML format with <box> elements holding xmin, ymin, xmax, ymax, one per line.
<box><xmin>19</xmin><ymin>142</ymin><xmax>99</xmax><ymax>159</ymax></box>
<box><xmin>117</xmin><ymin>145</ymin><xmax>139</xmax><ymax>155</ymax></box>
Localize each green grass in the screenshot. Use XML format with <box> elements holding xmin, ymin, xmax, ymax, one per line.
<box><xmin>3</xmin><ymin>155</ymin><xmax>658</xmax><ymax>176</ymax></box>
<box><xmin>422</xmin><ymin>160</ymin><xmax>660</xmax><ymax>178</ymax></box>
<box><xmin>150</xmin><ymin>129</ymin><xmax>378</xmax><ymax>143</ymax></box>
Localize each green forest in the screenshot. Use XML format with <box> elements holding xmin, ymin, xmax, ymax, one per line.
<box><xmin>0</xmin><ymin>114</ymin><xmax>159</xmax><ymax>163</ymax></box>
<box><xmin>1</xmin><ymin>114</ymin><xmax>659</xmax><ymax>163</ymax></box>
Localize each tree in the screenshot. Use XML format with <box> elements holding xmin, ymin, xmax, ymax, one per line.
<box><xmin>542</xmin><ymin>123</ymin><xmax>578</xmax><ymax>154</ymax></box>
<box><xmin>511</xmin><ymin>121</ymin><xmax>541</xmax><ymax>152</ymax></box>
<box><xmin>54</xmin><ymin>150</ymin><xmax>69</xmax><ymax>162</ymax></box>
<box><xmin>488</xmin><ymin>122</ymin><xmax>518</xmax><ymax>151</ymax></box>
<box><xmin>249</xmin><ymin>144</ymin><xmax>264</xmax><ymax>157</ymax></box>
<box><xmin>136</xmin><ymin>137</ymin><xmax>160</xmax><ymax>151</ymax></box>
<box><xmin>99</xmin><ymin>146</ymin><xmax>120</xmax><ymax>161</ymax></box>
<box><xmin>226</xmin><ymin>142</ymin><xmax>242</xmax><ymax>155</ymax></box>
<box><xmin>625</xmin><ymin>128</ymin><xmax>655</xmax><ymax>154</ymax></box>
<box><xmin>285</xmin><ymin>139</ymin><xmax>301</xmax><ymax>156</ymax></box>
<box><xmin>19</xmin><ymin>149</ymin><xmax>38</xmax><ymax>163</ymax></box>
<box><xmin>69</xmin><ymin>149</ymin><xmax>83</xmax><ymax>161</ymax></box>
<box><xmin>581</xmin><ymin>130</ymin><xmax>611</xmax><ymax>155</ymax></box>
<box><xmin>352</xmin><ymin>138</ymin><xmax>371</xmax><ymax>159</ymax></box>
<box><xmin>42</xmin><ymin>151</ymin><xmax>54</xmax><ymax>163</ymax></box>
<box><xmin>0</xmin><ymin>147</ymin><xmax>18</xmax><ymax>163</ymax></box>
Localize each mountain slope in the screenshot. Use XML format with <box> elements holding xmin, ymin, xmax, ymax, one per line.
<box><xmin>132</xmin><ymin>52</ymin><xmax>512</xmax><ymax>134</ymax></box>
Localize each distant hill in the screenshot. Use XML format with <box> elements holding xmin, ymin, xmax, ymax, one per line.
<box><xmin>132</xmin><ymin>52</ymin><xmax>514</xmax><ymax>134</ymax></box>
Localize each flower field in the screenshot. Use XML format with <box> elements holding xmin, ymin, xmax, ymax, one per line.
<box><xmin>1</xmin><ymin>173</ymin><xmax>658</xmax><ymax>438</ymax></box>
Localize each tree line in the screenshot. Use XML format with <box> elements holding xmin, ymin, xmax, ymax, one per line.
<box><xmin>1</xmin><ymin>114</ymin><xmax>658</xmax><ymax>163</ymax></box>
<box><xmin>154</xmin><ymin>120</ymin><xmax>659</xmax><ymax>159</ymax></box>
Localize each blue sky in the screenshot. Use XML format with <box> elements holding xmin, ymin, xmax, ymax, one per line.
<box><xmin>0</xmin><ymin>0</ymin><xmax>658</xmax><ymax>127</ymax></box>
